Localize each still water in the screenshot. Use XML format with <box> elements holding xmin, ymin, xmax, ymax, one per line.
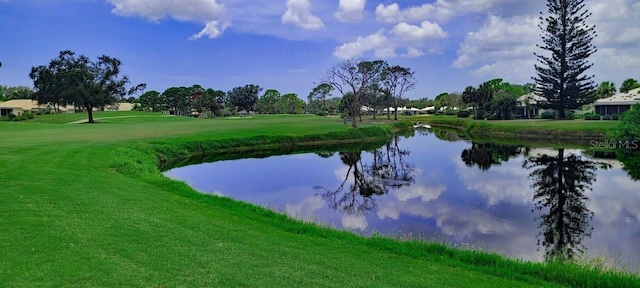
<box><xmin>165</xmin><ymin>130</ymin><xmax>640</xmax><ymax>273</ymax></box>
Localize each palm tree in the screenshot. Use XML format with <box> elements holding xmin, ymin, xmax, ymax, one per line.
<box><xmin>596</xmin><ymin>81</ymin><xmax>616</xmax><ymax>99</ymax></box>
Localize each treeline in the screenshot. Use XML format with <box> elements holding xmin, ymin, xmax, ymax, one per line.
<box><xmin>135</xmin><ymin>84</ymin><xmax>306</xmax><ymax>117</ymax></box>
<box><xmin>0</xmin><ymin>86</ymin><xmax>34</xmax><ymax>101</ymax></box>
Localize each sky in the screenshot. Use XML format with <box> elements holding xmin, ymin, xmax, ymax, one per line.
<box><xmin>0</xmin><ymin>0</ymin><xmax>638</xmax><ymax>100</ymax></box>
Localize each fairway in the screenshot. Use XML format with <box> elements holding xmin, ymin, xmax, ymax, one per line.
<box><xmin>0</xmin><ymin>112</ymin><xmax>636</xmax><ymax>287</ymax></box>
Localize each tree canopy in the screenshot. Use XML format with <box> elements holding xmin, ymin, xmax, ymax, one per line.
<box><xmin>620</xmin><ymin>78</ymin><xmax>640</xmax><ymax>93</ymax></box>
<box><xmin>228</xmin><ymin>84</ymin><xmax>262</xmax><ymax>114</ymax></box>
<box><xmin>29</xmin><ymin>50</ymin><xmax>138</xmax><ymax>122</ymax></box>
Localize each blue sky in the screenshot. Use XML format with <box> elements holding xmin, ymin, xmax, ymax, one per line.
<box><xmin>1</xmin><ymin>0</ymin><xmax>638</xmax><ymax>99</ymax></box>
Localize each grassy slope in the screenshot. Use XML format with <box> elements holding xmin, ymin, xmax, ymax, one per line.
<box><xmin>415</xmin><ymin>115</ymin><xmax>618</xmax><ymax>141</ymax></box>
<box><xmin>0</xmin><ymin>112</ymin><xmax>636</xmax><ymax>287</ymax></box>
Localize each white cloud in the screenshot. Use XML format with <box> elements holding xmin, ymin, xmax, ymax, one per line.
<box><xmin>392</xmin><ymin>21</ymin><xmax>447</xmax><ymax>42</ymax></box>
<box><xmin>281</xmin><ymin>0</ymin><xmax>325</xmax><ymax>30</ymax></box>
<box><xmin>333</xmin><ymin>29</ymin><xmax>396</xmax><ymax>59</ymax></box>
<box><xmin>107</xmin><ymin>0</ymin><xmax>229</xmax><ymax>39</ymax></box>
<box><xmin>375</xmin><ymin>2</ymin><xmax>454</xmax><ymax>24</ymax></box>
<box><xmin>402</xmin><ymin>47</ymin><xmax>425</xmax><ymax>58</ymax></box>
<box><xmin>454</xmin><ymin>15</ymin><xmax>539</xmax><ymax>68</ymax></box>
<box><xmin>375</xmin><ymin>0</ymin><xmax>513</xmax><ymax>24</ymax></box>
<box><xmin>334</xmin><ymin>0</ymin><xmax>366</xmax><ymax>23</ymax></box>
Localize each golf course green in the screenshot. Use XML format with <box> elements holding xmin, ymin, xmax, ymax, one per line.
<box><xmin>1</xmin><ymin>112</ymin><xmax>637</xmax><ymax>287</ymax></box>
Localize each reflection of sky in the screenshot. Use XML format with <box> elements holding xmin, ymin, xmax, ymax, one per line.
<box><xmin>164</xmin><ymin>133</ymin><xmax>640</xmax><ymax>273</ymax></box>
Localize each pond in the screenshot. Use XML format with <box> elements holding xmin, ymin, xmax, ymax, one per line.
<box><xmin>164</xmin><ymin>130</ymin><xmax>640</xmax><ymax>273</ymax></box>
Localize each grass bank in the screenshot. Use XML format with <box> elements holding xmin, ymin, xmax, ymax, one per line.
<box><xmin>1</xmin><ymin>112</ymin><xmax>637</xmax><ymax>287</ymax></box>
<box><xmin>415</xmin><ymin>115</ymin><xmax>618</xmax><ymax>143</ymax></box>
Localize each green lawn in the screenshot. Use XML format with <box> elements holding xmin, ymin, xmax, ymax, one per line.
<box><xmin>1</xmin><ymin>112</ymin><xmax>637</xmax><ymax>287</ymax></box>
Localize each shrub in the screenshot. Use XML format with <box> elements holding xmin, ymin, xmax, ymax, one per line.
<box><xmin>23</xmin><ymin>111</ymin><xmax>35</xmax><ymax>119</ymax></box>
<box><xmin>584</xmin><ymin>113</ymin><xmax>601</xmax><ymax>120</ymax></box>
<box><xmin>426</xmin><ymin>110</ymin><xmax>436</xmax><ymax>115</ymax></box>
<box><xmin>612</xmin><ymin>113</ymin><xmax>620</xmax><ymax>120</ymax></box>
<box><xmin>445</xmin><ymin>110</ymin><xmax>457</xmax><ymax>116</ymax></box>
<box><xmin>602</xmin><ymin>115</ymin><xmax>613</xmax><ymax>120</ymax></box>
<box><xmin>457</xmin><ymin>110</ymin><xmax>471</xmax><ymax>118</ymax></box>
<box><xmin>566</xmin><ymin>111</ymin><xmax>575</xmax><ymax>120</ymax></box>
<box><xmin>541</xmin><ymin>111</ymin><xmax>556</xmax><ymax>119</ymax></box>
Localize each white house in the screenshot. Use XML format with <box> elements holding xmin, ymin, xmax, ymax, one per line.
<box><xmin>594</xmin><ymin>88</ymin><xmax>640</xmax><ymax>116</ymax></box>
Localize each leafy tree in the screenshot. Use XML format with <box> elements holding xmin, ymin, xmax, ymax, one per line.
<box><xmin>620</xmin><ymin>78</ymin><xmax>640</xmax><ymax>93</ymax></box>
<box><xmin>382</xmin><ymin>65</ymin><xmax>416</xmax><ymax>120</ymax></box>
<box><xmin>595</xmin><ymin>81</ymin><xmax>616</xmax><ymax>99</ymax></box>
<box><xmin>228</xmin><ymin>84</ymin><xmax>262</xmax><ymax>114</ymax></box>
<box><xmin>307</xmin><ymin>83</ymin><xmax>334</xmax><ymax>114</ymax></box>
<box><xmin>611</xmin><ymin>103</ymin><xmax>640</xmax><ymax>180</ymax></box>
<box><xmin>533</xmin><ymin>0</ymin><xmax>597</xmax><ymax>119</ymax></box>
<box><xmin>361</xmin><ymin>84</ymin><xmax>391</xmax><ymax>119</ymax></box>
<box><xmin>202</xmin><ymin>89</ymin><xmax>226</xmax><ymax>117</ymax></box>
<box><xmin>256</xmin><ymin>89</ymin><xmax>282</xmax><ymax>114</ymax></box>
<box><xmin>279</xmin><ymin>93</ymin><xmax>305</xmax><ymax>114</ymax></box>
<box><xmin>2</xmin><ymin>86</ymin><xmax>34</xmax><ymax>100</ymax></box>
<box><xmin>139</xmin><ymin>90</ymin><xmax>165</xmax><ymax>112</ymax></box>
<box><xmin>322</xmin><ymin>58</ymin><xmax>386</xmax><ymax>127</ymax></box>
<box><xmin>30</xmin><ymin>50</ymin><xmax>136</xmax><ymax>123</ymax></box>
<box><xmin>163</xmin><ymin>87</ymin><xmax>190</xmax><ymax>116</ymax></box>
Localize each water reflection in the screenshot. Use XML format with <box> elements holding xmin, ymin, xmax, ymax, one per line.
<box><xmin>315</xmin><ymin>137</ymin><xmax>416</xmax><ymax>216</ymax></box>
<box><xmin>524</xmin><ymin>149</ymin><xmax>602</xmax><ymax>262</ymax></box>
<box><xmin>461</xmin><ymin>143</ymin><xmax>524</xmax><ymax>171</ymax></box>
<box><xmin>164</xmin><ymin>132</ymin><xmax>640</xmax><ymax>273</ymax></box>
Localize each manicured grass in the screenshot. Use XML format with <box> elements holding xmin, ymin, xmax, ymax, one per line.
<box><xmin>415</xmin><ymin>115</ymin><xmax>618</xmax><ymax>141</ymax></box>
<box><xmin>1</xmin><ymin>112</ymin><xmax>637</xmax><ymax>287</ymax></box>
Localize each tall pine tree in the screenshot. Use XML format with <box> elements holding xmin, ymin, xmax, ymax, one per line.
<box><xmin>533</xmin><ymin>0</ymin><xmax>597</xmax><ymax>119</ymax></box>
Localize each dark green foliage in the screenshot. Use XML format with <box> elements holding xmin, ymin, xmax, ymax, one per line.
<box><xmin>620</xmin><ymin>78</ymin><xmax>640</xmax><ymax>93</ymax></box>
<box><xmin>228</xmin><ymin>84</ymin><xmax>262</xmax><ymax>113</ymax></box>
<box><xmin>138</xmin><ymin>90</ymin><xmax>165</xmax><ymax>112</ymax></box>
<box><xmin>29</xmin><ymin>50</ymin><xmax>138</xmax><ymax>123</ymax></box>
<box><xmin>610</xmin><ymin>104</ymin><xmax>640</xmax><ymax>151</ymax></box>
<box><xmin>457</xmin><ymin>110</ymin><xmax>471</xmax><ymax>118</ymax></box>
<box><xmin>584</xmin><ymin>113</ymin><xmax>600</xmax><ymax>120</ymax></box>
<box><xmin>541</xmin><ymin>111</ymin><xmax>556</xmax><ymax>119</ymax></box>
<box><xmin>307</xmin><ymin>83</ymin><xmax>334</xmax><ymax>115</ymax></box>
<box><xmin>533</xmin><ymin>0</ymin><xmax>598</xmax><ymax>118</ymax></box>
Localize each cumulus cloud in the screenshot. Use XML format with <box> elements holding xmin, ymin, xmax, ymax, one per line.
<box><xmin>281</xmin><ymin>0</ymin><xmax>325</xmax><ymax>30</ymax></box>
<box><xmin>392</xmin><ymin>21</ymin><xmax>447</xmax><ymax>42</ymax></box>
<box><xmin>451</xmin><ymin>14</ymin><xmax>541</xmax><ymax>83</ymax></box>
<box><xmin>375</xmin><ymin>0</ymin><xmax>512</xmax><ymax>24</ymax></box>
<box><xmin>334</xmin><ymin>0</ymin><xmax>366</xmax><ymax>23</ymax></box>
<box><xmin>333</xmin><ymin>29</ymin><xmax>396</xmax><ymax>59</ymax></box>
<box><xmin>402</xmin><ymin>47</ymin><xmax>425</xmax><ymax>58</ymax></box>
<box><xmin>375</xmin><ymin>2</ymin><xmax>454</xmax><ymax>23</ymax></box>
<box><xmin>107</xmin><ymin>0</ymin><xmax>228</xmax><ymax>39</ymax></box>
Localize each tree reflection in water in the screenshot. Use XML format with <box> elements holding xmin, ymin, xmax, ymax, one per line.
<box><xmin>461</xmin><ymin>143</ymin><xmax>524</xmax><ymax>171</ymax></box>
<box><xmin>524</xmin><ymin>148</ymin><xmax>607</xmax><ymax>262</ymax></box>
<box><xmin>314</xmin><ymin>137</ymin><xmax>415</xmax><ymax>216</ymax></box>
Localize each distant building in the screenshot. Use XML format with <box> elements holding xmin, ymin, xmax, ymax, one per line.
<box><xmin>594</xmin><ymin>88</ymin><xmax>640</xmax><ymax>116</ymax></box>
<box><xmin>516</xmin><ymin>93</ymin><xmax>551</xmax><ymax>118</ymax></box>
<box><xmin>0</xmin><ymin>99</ymin><xmax>75</xmax><ymax>117</ymax></box>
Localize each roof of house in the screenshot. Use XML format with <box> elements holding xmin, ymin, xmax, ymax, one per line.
<box><xmin>517</xmin><ymin>93</ymin><xmax>546</xmax><ymax>106</ymax></box>
<box><xmin>594</xmin><ymin>88</ymin><xmax>640</xmax><ymax>106</ymax></box>
<box><xmin>0</xmin><ymin>99</ymin><xmax>77</xmax><ymax>112</ymax></box>
<box><xmin>0</xmin><ymin>99</ymin><xmax>40</xmax><ymax>110</ymax></box>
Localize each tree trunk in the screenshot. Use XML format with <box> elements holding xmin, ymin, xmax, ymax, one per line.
<box><xmin>86</xmin><ymin>105</ymin><xmax>94</xmax><ymax>123</ymax></box>
<box><xmin>386</xmin><ymin>107</ymin><xmax>391</xmax><ymax>120</ymax></box>
<box><xmin>394</xmin><ymin>107</ymin><xmax>398</xmax><ymax>121</ymax></box>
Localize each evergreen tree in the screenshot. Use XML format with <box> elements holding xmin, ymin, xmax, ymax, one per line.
<box><xmin>533</xmin><ymin>0</ymin><xmax>597</xmax><ymax>119</ymax></box>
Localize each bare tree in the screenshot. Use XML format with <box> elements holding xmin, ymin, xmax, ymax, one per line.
<box><xmin>322</xmin><ymin>58</ymin><xmax>386</xmax><ymax>127</ymax></box>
